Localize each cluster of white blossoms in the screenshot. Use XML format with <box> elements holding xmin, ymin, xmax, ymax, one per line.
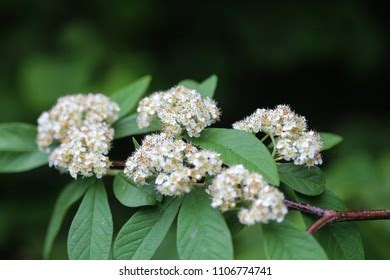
<box><xmin>233</xmin><ymin>105</ymin><xmax>323</xmax><ymax>166</ymax></box>
<box><xmin>137</xmin><ymin>85</ymin><xmax>221</xmax><ymax>137</ymax></box>
<box><xmin>275</xmin><ymin>130</ymin><xmax>323</xmax><ymax>166</ymax></box>
<box><xmin>232</xmin><ymin>105</ymin><xmax>307</xmax><ymax>138</ymax></box>
<box><xmin>124</xmin><ymin>133</ymin><xmax>223</xmax><ymax>196</ymax></box>
<box><xmin>207</xmin><ymin>165</ymin><xmax>287</xmax><ymax>225</ymax></box>
<box><xmin>237</xmin><ymin>185</ymin><xmax>287</xmax><ymax>225</ymax></box>
<box><xmin>37</xmin><ymin>94</ymin><xmax>120</xmax><ymax>178</ymax></box>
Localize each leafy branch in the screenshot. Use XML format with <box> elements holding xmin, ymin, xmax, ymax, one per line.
<box><xmin>110</xmin><ymin>159</ymin><xmax>390</xmax><ymax>235</ymax></box>
<box><xmin>0</xmin><ymin>75</ymin><xmax>387</xmax><ymax>260</ymax></box>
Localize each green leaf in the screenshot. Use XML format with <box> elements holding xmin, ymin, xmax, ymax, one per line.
<box><xmin>320</xmin><ymin>132</ymin><xmax>343</xmax><ymax>151</ymax></box>
<box><xmin>132</xmin><ymin>137</ymin><xmax>141</xmax><ymax>149</ymax></box>
<box><xmin>111</xmin><ymin>75</ymin><xmax>151</xmax><ymax>118</ymax></box>
<box><xmin>179</xmin><ymin>79</ymin><xmax>199</xmax><ymax>90</ymax></box>
<box><xmin>113</xmin><ymin>114</ymin><xmax>161</xmax><ymax>139</ymax></box>
<box><xmin>177</xmin><ymin>189</ymin><xmax>233</xmax><ymax>259</ymax></box>
<box><xmin>113</xmin><ymin>173</ymin><xmax>157</xmax><ymax>207</ymax></box>
<box><xmin>0</xmin><ymin>150</ymin><xmax>48</xmax><ymax>172</ymax></box>
<box><xmin>224</xmin><ymin>212</ymin><xmax>245</xmax><ymax>237</ymax></box>
<box><xmin>43</xmin><ymin>178</ymin><xmax>94</xmax><ymax>259</ymax></box>
<box><xmin>67</xmin><ymin>180</ymin><xmax>113</xmax><ymax>260</ymax></box>
<box><xmin>113</xmin><ymin>197</ymin><xmax>182</xmax><ymax>260</ymax></box>
<box><xmin>263</xmin><ymin>221</ymin><xmax>328</xmax><ymax>260</ymax></box>
<box><xmin>186</xmin><ymin>128</ymin><xmax>279</xmax><ymax>185</ymax></box>
<box><xmin>0</xmin><ymin>123</ymin><xmax>39</xmax><ymax>151</ymax></box>
<box><xmin>278</xmin><ymin>163</ymin><xmax>326</xmax><ymax>196</ymax></box>
<box><xmin>296</xmin><ymin>191</ymin><xmax>365</xmax><ymax>259</ymax></box>
<box><xmin>197</xmin><ymin>75</ymin><xmax>218</xmax><ymax>98</ymax></box>
<box><xmin>0</xmin><ymin>123</ymin><xmax>48</xmax><ymax>173</ymax></box>
<box><xmin>179</xmin><ymin>75</ymin><xmax>218</xmax><ymax>98</ymax></box>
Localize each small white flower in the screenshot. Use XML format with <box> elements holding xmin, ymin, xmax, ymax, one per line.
<box><xmin>238</xmin><ymin>185</ymin><xmax>288</xmax><ymax>225</ymax></box>
<box><xmin>137</xmin><ymin>85</ymin><xmax>221</xmax><ymax>137</ymax></box>
<box><xmin>187</xmin><ymin>150</ymin><xmax>223</xmax><ymax>180</ymax></box>
<box><xmin>207</xmin><ymin>165</ymin><xmax>249</xmax><ymax>211</ymax></box>
<box><xmin>275</xmin><ymin>137</ymin><xmax>298</xmax><ymax>161</ymax></box>
<box><xmin>124</xmin><ymin>133</ymin><xmax>191</xmax><ymax>184</ymax></box>
<box><xmin>136</xmin><ymin>92</ymin><xmax>162</xmax><ymax>130</ymax></box>
<box><xmin>208</xmin><ymin>165</ymin><xmax>287</xmax><ymax>225</ymax></box>
<box><xmin>233</xmin><ymin>105</ymin><xmax>306</xmax><ymax>138</ymax></box>
<box><xmin>233</xmin><ymin>104</ymin><xmax>323</xmax><ymax>167</ymax></box>
<box><xmin>275</xmin><ymin>131</ymin><xmax>322</xmax><ymax>166</ymax></box>
<box><xmin>242</xmin><ymin>172</ymin><xmax>268</xmax><ymax>200</ymax></box>
<box><xmin>37</xmin><ymin>94</ymin><xmax>120</xmax><ymax>178</ymax></box>
<box><xmin>124</xmin><ymin>132</ymin><xmax>223</xmax><ymax>196</ymax></box>
<box><xmin>291</xmin><ymin>131</ymin><xmax>323</xmax><ymax>166</ymax></box>
<box><xmin>155</xmin><ymin>167</ymin><xmax>193</xmax><ymax>196</ymax></box>
<box><xmin>232</xmin><ymin>109</ymin><xmax>267</xmax><ymax>134</ymax></box>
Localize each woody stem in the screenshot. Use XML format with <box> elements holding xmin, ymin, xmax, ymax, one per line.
<box><xmin>111</xmin><ymin>160</ymin><xmax>126</xmax><ymax>169</ymax></box>
<box><xmin>284</xmin><ymin>199</ymin><xmax>390</xmax><ymax>234</ymax></box>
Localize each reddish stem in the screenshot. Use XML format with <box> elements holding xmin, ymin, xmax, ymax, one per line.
<box><xmin>285</xmin><ymin>199</ymin><xmax>390</xmax><ymax>234</ymax></box>
<box><xmin>111</xmin><ymin>160</ymin><xmax>126</xmax><ymax>169</ymax></box>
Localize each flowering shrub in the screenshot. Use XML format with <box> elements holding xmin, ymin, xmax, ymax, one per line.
<box><xmin>1</xmin><ymin>75</ymin><xmax>388</xmax><ymax>260</ymax></box>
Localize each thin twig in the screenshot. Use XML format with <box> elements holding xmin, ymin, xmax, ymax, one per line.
<box><xmin>111</xmin><ymin>160</ymin><xmax>126</xmax><ymax>169</ymax></box>
<box><xmin>284</xmin><ymin>200</ymin><xmax>325</xmax><ymax>216</ymax></box>
<box><xmin>285</xmin><ymin>199</ymin><xmax>390</xmax><ymax>234</ymax></box>
<box><xmin>269</xmin><ymin>134</ymin><xmax>276</xmax><ymax>157</ymax></box>
<box><xmin>260</xmin><ymin>134</ymin><xmax>269</xmax><ymax>142</ymax></box>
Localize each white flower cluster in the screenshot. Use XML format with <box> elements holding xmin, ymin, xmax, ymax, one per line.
<box><xmin>233</xmin><ymin>105</ymin><xmax>323</xmax><ymax>166</ymax></box>
<box><xmin>237</xmin><ymin>185</ymin><xmax>287</xmax><ymax>225</ymax></box>
<box><xmin>207</xmin><ymin>165</ymin><xmax>287</xmax><ymax>225</ymax></box>
<box><xmin>137</xmin><ymin>85</ymin><xmax>221</xmax><ymax>137</ymax></box>
<box><xmin>232</xmin><ymin>105</ymin><xmax>307</xmax><ymax>138</ymax></box>
<box><xmin>275</xmin><ymin>130</ymin><xmax>323</xmax><ymax>166</ymax></box>
<box><xmin>124</xmin><ymin>133</ymin><xmax>223</xmax><ymax>196</ymax></box>
<box><xmin>37</xmin><ymin>94</ymin><xmax>120</xmax><ymax>178</ymax></box>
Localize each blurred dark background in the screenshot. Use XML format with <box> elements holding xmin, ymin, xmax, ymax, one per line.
<box><xmin>0</xmin><ymin>0</ymin><xmax>389</xmax><ymax>259</ymax></box>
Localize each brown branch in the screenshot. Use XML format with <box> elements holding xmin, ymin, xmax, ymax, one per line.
<box><xmin>285</xmin><ymin>199</ymin><xmax>390</xmax><ymax>234</ymax></box>
<box><xmin>111</xmin><ymin>160</ymin><xmax>126</xmax><ymax>169</ymax></box>
<box><xmin>307</xmin><ymin>212</ymin><xmax>338</xmax><ymax>234</ymax></box>
<box><xmin>283</xmin><ymin>200</ymin><xmax>325</xmax><ymax>216</ymax></box>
